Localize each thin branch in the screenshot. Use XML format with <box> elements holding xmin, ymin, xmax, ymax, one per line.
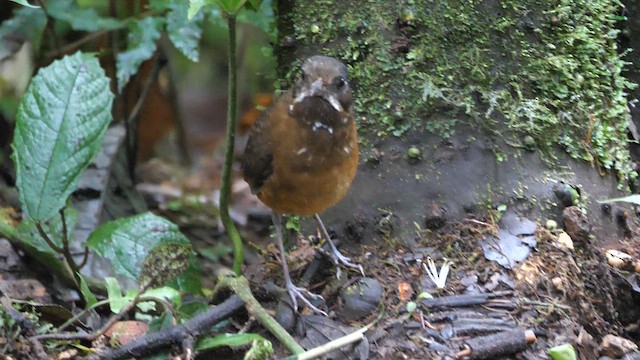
<box><xmin>35</xmin><ymin>222</ymin><xmax>63</xmax><ymax>253</ymax></box>
<box><xmin>45</xmin><ymin>30</ymin><xmax>109</xmax><ymax>59</ymax></box>
<box><xmin>78</xmin><ymin>247</ymin><xmax>90</xmax><ymax>269</ymax></box>
<box><xmin>99</xmin><ymin>295</ymin><xmax>245</xmax><ymax>360</ymax></box>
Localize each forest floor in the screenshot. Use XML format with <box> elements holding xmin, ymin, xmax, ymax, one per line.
<box><xmin>5</xmin><ymin>149</ymin><xmax>639</xmax><ymax>359</ymax></box>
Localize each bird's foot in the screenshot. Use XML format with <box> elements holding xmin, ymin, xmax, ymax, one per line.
<box><xmin>285</xmin><ymin>280</ymin><xmax>327</xmax><ymax>316</ymax></box>
<box><xmin>319</xmin><ymin>245</ymin><xmax>365</xmax><ymax>279</ymax></box>
<box><xmin>331</xmin><ymin>247</ymin><xmax>365</xmax><ymax>279</ymax></box>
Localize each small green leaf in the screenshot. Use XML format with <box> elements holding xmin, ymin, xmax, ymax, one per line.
<box><xmin>78</xmin><ymin>272</ymin><xmax>98</xmax><ymax>307</ymax></box>
<box><xmin>87</xmin><ymin>212</ymin><xmax>191</xmax><ymax>283</ymax></box>
<box><xmin>105</xmin><ymin>277</ymin><xmax>129</xmax><ymax>313</ymax></box>
<box><xmin>196</xmin><ymin>333</ymin><xmax>269</xmax><ymax>351</ymax></box>
<box><xmin>598</xmin><ymin>194</ymin><xmax>640</xmax><ymax>206</ymax></box>
<box><xmin>548</xmin><ymin>344</ymin><xmax>577</xmax><ymax>360</ymax></box>
<box><xmin>406</xmin><ymin>301</ymin><xmax>417</xmax><ymax>314</ymax></box>
<box><xmin>141</xmin><ymin>287</ymin><xmax>181</xmax><ymax>307</ymax></box>
<box><xmin>116</xmin><ymin>17</ymin><xmax>162</xmax><ymax>92</ymax></box>
<box><xmin>148</xmin><ymin>311</ymin><xmax>174</xmax><ymax>332</ymax></box>
<box><xmin>166</xmin><ymin>1</ymin><xmax>204</xmax><ymax>62</ymax></box>
<box><xmin>188</xmin><ymin>0</ymin><xmax>207</xmax><ymax>20</ymax></box>
<box><xmin>9</xmin><ymin>0</ymin><xmax>39</xmax><ymax>8</ymax></box>
<box><xmin>12</xmin><ymin>52</ymin><xmax>114</xmax><ymax>222</ymax></box>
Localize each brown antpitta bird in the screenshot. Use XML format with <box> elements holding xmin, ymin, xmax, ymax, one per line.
<box><xmin>242</xmin><ymin>55</ymin><xmax>362</xmax><ymax>314</ymax></box>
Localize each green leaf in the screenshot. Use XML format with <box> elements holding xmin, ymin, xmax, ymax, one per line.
<box><xmin>598</xmin><ymin>194</ymin><xmax>640</xmax><ymax>206</ymax></box>
<box><xmin>148</xmin><ymin>310</ymin><xmax>174</xmax><ymax>332</ymax></box>
<box><xmin>116</xmin><ymin>17</ymin><xmax>162</xmax><ymax>92</ymax></box>
<box><xmin>168</xmin><ymin>257</ymin><xmax>203</xmax><ymax>296</ymax></box>
<box><xmin>12</xmin><ymin>52</ymin><xmax>114</xmax><ymax>222</ymax></box>
<box><xmin>0</xmin><ymin>7</ymin><xmax>46</xmax><ymax>61</ymax></box>
<box><xmin>139</xmin><ymin>242</ymin><xmax>191</xmax><ymax>289</ymax></box>
<box><xmin>78</xmin><ymin>272</ymin><xmax>98</xmax><ymax>307</ymax></box>
<box><xmin>188</xmin><ymin>0</ymin><xmax>207</xmax><ymax>20</ymax></box>
<box><xmin>237</xmin><ymin>0</ymin><xmax>273</xmax><ymax>38</ymax></box>
<box><xmin>9</xmin><ymin>0</ymin><xmax>39</xmax><ymax>8</ymax></box>
<box><xmin>87</xmin><ymin>212</ymin><xmax>191</xmax><ymax>283</ymax></box>
<box><xmin>196</xmin><ymin>333</ymin><xmax>268</xmax><ymax>351</ymax></box>
<box><xmin>167</xmin><ymin>1</ymin><xmax>204</xmax><ymax>62</ymax></box>
<box><xmin>548</xmin><ymin>344</ymin><xmax>577</xmax><ymax>360</ymax></box>
<box><xmin>105</xmin><ymin>277</ymin><xmax>129</xmax><ymax>313</ymax></box>
<box><xmin>47</xmin><ymin>0</ymin><xmax>124</xmax><ymax>32</ymax></box>
<box><xmin>16</xmin><ymin>207</ymin><xmax>78</xmax><ymax>253</ymax></box>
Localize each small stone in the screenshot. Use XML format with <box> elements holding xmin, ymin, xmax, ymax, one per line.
<box><xmin>523</xmin><ymin>135</ymin><xmax>536</xmax><ymax>150</ymax></box>
<box><xmin>551</xmin><ymin>276</ymin><xmax>564</xmax><ymax>291</ymax></box>
<box><xmin>557</xmin><ymin>231</ymin><xmax>574</xmax><ymax>250</ymax></box>
<box><xmin>424</xmin><ymin>203</ymin><xmax>446</xmax><ymax>229</ymax></box>
<box><xmin>340</xmin><ymin>278</ymin><xmax>383</xmax><ymax>321</ymax></box>
<box><xmin>545</xmin><ymin>219</ymin><xmax>558</xmax><ymax>230</ymax></box>
<box><xmin>562</xmin><ymin>206</ymin><xmax>591</xmax><ymax>242</ymax></box>
<box><xmin>599</xmin><ymin>334</ymin><xmax>639</xmax><ymax>358</ymax></box>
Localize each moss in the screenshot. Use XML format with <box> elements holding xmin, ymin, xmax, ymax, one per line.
<box><xmin>284</xmin><ymin>0</ymin><xmax>636</xmax><ymax>182</ymax></box>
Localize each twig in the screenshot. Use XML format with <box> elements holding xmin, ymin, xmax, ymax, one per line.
<box><xmin>455</xmin><ymin>328</ymin><xmax>536</xmax><ymax>359</ymax></box>
<box><xmin>45</xmin><ymin>30</ymin><xmax>109</xmax><ymax>59</ymax></box>
<box><xmin>99</xmin><ymin>295</ymin><xmax>244</xmax><ymax>360</ymax></box>
<box><xmin>58</xmin><ymin>209</ymin><xmax>81</xmax><ymax>289</ymax></box>
<box><xmin>283</xmin><ymin>329</ymin><xmax>366</xmax><ymax>360</ymax></box>
<box><xmin>35</xmin><ymin>223</ymin><xmax>62</xmax><ymax>253</ymax></box>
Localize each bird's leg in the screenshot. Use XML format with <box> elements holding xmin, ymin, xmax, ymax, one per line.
<box><xmin>272</xmin><ymin>212</ymin><xmax>327</xmax><ymax>316</ymax></box>
<box><xmin>314</xmin><ymin>213</ymin><xmax>365</xmax><ymax>279</ymax></box>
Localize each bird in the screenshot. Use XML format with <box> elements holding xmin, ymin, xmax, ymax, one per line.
<box><xmin>242</xmin><ymin>55</ymin><xmax>362</xmax><ymax>315</ymax></box>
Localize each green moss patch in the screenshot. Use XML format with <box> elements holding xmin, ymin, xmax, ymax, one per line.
<box><xmin>285</xmin><ymin>0</ymin><xmax>636</xmax><ymax>182</ymax></box>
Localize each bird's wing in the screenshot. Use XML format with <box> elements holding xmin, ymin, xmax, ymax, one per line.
<box><xmin>241</xmin><ymin>109</ymin><xmax>274</xmax><ymax>195</ymax></box>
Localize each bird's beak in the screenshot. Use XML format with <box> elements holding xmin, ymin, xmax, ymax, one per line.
<box><xmin>294</xmin><ymin>77</ymin><xmax>344</xmax><ymax>113</ymax></box>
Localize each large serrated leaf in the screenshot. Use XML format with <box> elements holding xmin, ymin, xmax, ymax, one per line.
<box><xmin>47</xmin><ymin>0</ymin><xmax>124</xmax><ymax>32</ymax></box>
<box><xmin>167</xmin><ymin>1</ymin><xmax>203</xmax><ymax>62</ymax></box>
<box><xmin>12</xmin><ymin>52</ymin><xmax>113</xmax><ymax>222</ymax></box>
<box><xmin>87</xmin><ymin>212</ymin><xmax>191</xmax><ymax>282</ymax></box>
<box><xmin>116</xmin><ymin>17</ymin><xmax>162</xmax><ymax>92</ymax></box>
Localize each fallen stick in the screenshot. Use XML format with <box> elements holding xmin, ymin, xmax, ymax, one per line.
<box><xmin>455</xmin><ymin>328</ymin><xmax>537</xmax><ymax>360</ymax></box>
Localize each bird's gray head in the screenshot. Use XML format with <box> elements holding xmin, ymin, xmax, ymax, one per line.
<box><xmin>292</xmin><ymin>55</ymin><xmax>352</xmax><ymax>113</ymax></box>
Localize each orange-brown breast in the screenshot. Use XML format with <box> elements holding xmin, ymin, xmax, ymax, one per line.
<box><xmin>247</xmin><ymin>91</ymin><xmax>358</xmax><ymax>216</ymax></box>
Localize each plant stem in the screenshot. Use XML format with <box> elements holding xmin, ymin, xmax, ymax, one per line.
<box><xmin>216</xmin><ymin>274</ymin><xmax>305</xmax><ymax>355</ymax></box>
<box><xmin>219</xmin><ymin>13</ymin><xmax>244</xmax><ymax>275</ymax></box>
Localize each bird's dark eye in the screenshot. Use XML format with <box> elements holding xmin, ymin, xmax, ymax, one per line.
<box><xmin>335</xmin><ymin>77</ymin><xmax>346</xmax><ymax>89</ymax></box>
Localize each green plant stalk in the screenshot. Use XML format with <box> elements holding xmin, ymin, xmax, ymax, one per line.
<box><xmin>217</xmin><ymin>274</ymin><xmax>305</xmax><ymax>355</ymax></box>
<box><xmin>219</xmin><ymin>13</ymin><xmax>244</xmax><ymax>275</ymax></box>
